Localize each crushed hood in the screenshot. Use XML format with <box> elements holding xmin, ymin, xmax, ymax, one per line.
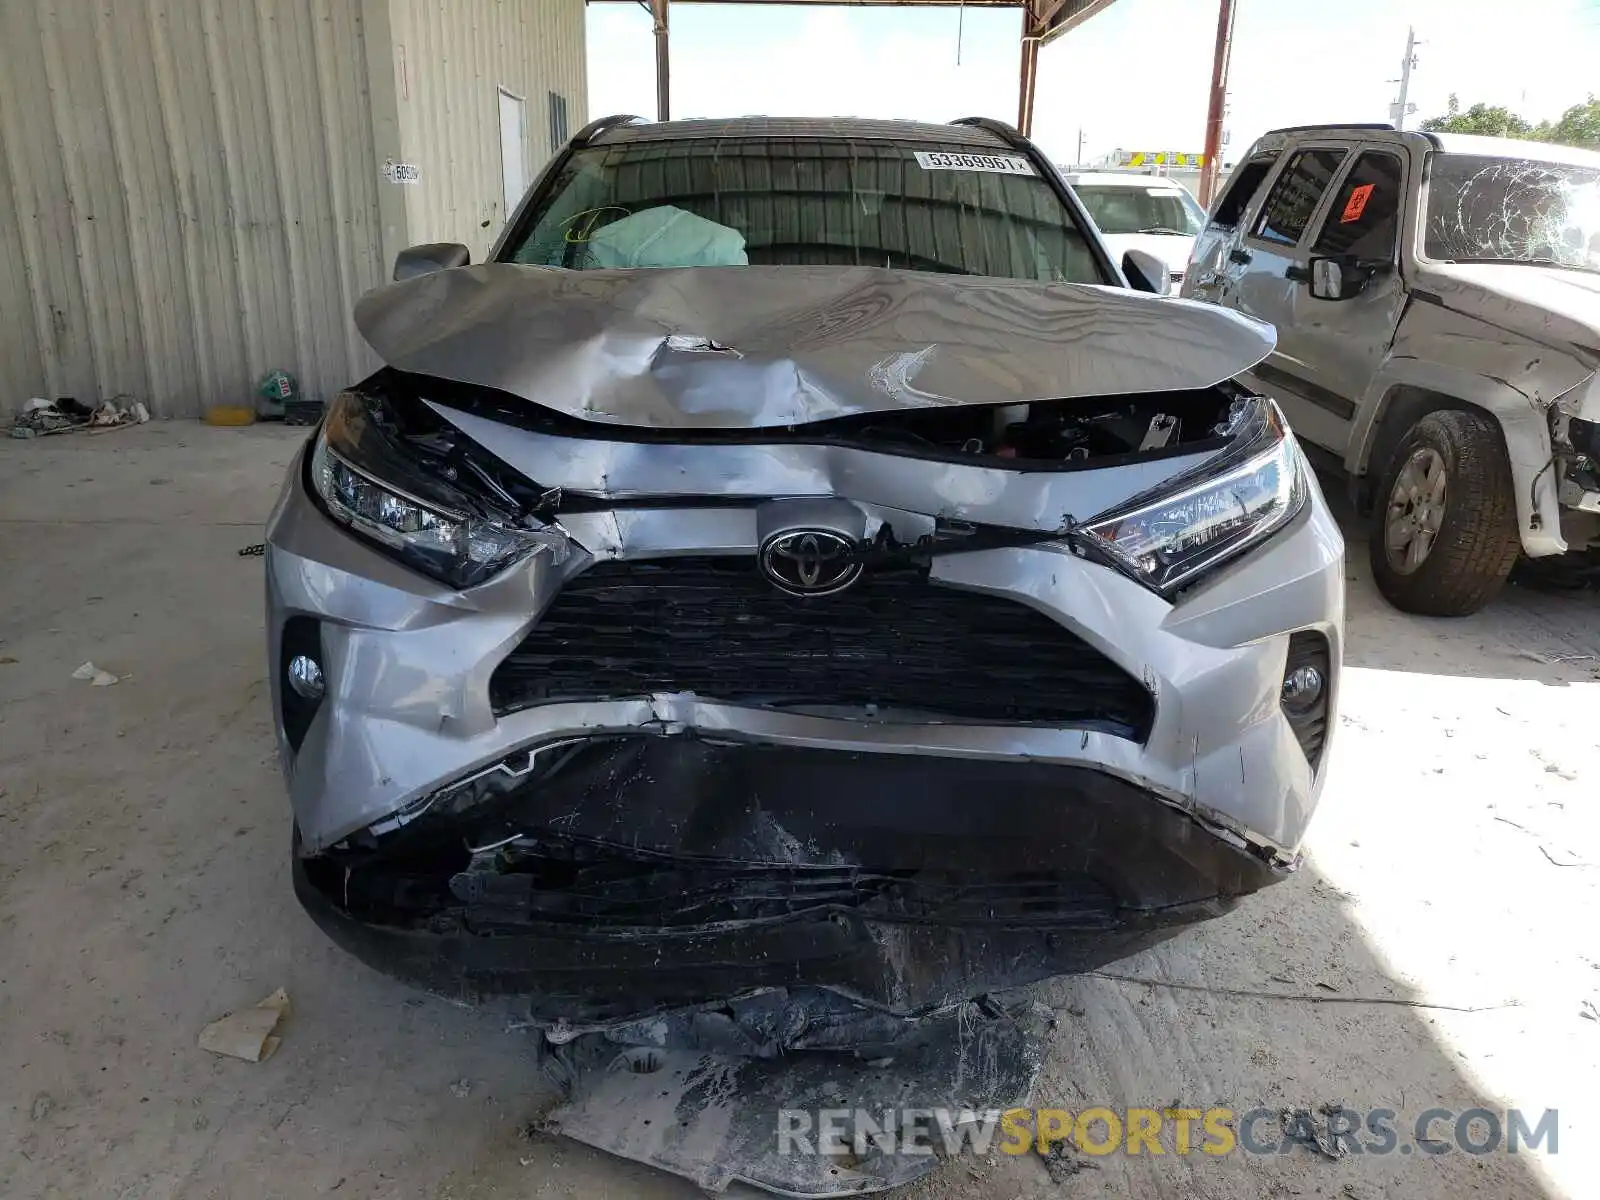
<box><xmin>1419</xmin><ymin>263</ymin><xmax>1600</xmax><ymax>367</ymax></box>
<box><xmin>354</xmin><ymin>263</ymin><xmax>1275</xmax><ymax>429</ymax></box>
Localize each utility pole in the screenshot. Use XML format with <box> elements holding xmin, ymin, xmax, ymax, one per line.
<box><xmin>650</xmin><ymin>0</ymin><xmax>671</xmax><ymax>122</ymax></box>
<box><xmin>1389</xmin><ymin>27</ymin><xmax>1419</xmax><ymax>129</ymax></box>
<box><xmin>1076</xmin><ymin>127</ymin><xmax>1085</xmax><ymax>166</ymax></box>
<box><xmin>1198</xmin><ymin>0</ymin><xmax>1237</xmax><ymax>208</ymax></box>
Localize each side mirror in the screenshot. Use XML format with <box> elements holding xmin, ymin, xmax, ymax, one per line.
<box><xmin>393</xmin><ymin>242</ymin><xmax>470</xmax><ymax>282</ymax></box>
<box><xmin>1307</xmin><ymin>256</ymin><xmax>1375</xmax><ymax>301</ymax></box>
<box><xmin>1122</xmin><ymin>249</ymin><xmax>1172</xmax><ymax>296</ymax></box>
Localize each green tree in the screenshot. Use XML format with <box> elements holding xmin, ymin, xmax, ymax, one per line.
<box><xmin>1421</xmin><ymin>93</ymin><xmax>1600</xmax><ymax>149</ymax></box>
<box><xmin>1420</xmin><ymin>93</ymin><xmax>1533</xmax><ymax>138</ymax></box>
<box><xmin>1539</xmin><ymin>96</ymin><xmax>1600</xmax><ymax>149</ymax></box>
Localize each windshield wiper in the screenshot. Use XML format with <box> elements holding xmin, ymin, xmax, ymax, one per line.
<box><xmin>1137</xmin><ymin>227</ymin><xmax>1188</xmax><ymax>236</ymax></box>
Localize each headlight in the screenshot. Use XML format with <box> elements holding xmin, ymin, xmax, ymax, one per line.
<box><xmin>309</xmin><ymin>389</ymin><xmax>566</xmax><ymax>588</ymax></box>
<box><xmin>1078</xmin><ymin>396</ymin><xmax>1307</xmax><ymax>596</ymax></box>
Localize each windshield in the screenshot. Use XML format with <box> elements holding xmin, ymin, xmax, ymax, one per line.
<box><xmin>1072</xmin><ymin>184</ymin><xmax>1205</xmax><ymax>236</ymax></box>
<box><xmin>1424</xmin><ymin>153</ymin><xmax>1600</xmax><ymax>272</ymax></box>
<box><xmin>499</xmin><ymin>137</ymin><xmax>1108</xmax><ymax>283</ymax></box>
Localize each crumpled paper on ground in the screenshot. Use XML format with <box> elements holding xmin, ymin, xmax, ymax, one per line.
<box><xmin>71</xmin><ymin>661</ymin><xmax>119</xmax><ymax>686</ymax></box>
<box><xmin>198</xmin><ymin>988</ymin><xmax>292</xmax><ymax>1062</ymax></box>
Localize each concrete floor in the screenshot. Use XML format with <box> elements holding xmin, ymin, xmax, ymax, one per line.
<box><xmin>2</xmin><ymin>423</ymin><xmax>1597</xmax><ymax>1200</ymax></box>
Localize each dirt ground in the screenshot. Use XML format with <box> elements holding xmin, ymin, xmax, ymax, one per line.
<box><xmin>2</xmin><ymin>424</ymin><xmax>1597</xmax><ymax>1200</ymax></box>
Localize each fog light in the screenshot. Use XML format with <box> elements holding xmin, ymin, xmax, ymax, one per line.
<box><xmin>1281</xmin><ymin>664</ymin><xmax>1323</xmax><ymax>710</ymax></box>
<box><xmin>287</xmin><ymin>655</ymin><xmax>325</xmax><ymax>700</ymax></box>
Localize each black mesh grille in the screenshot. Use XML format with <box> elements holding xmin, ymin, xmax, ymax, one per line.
<box><xmin>452</xmin><ymin>856</ymin><xmax>1121</xmax><ymax>931</ymax></box>
<box><xmin>490</xmin><ymin>557</ymin><xmax>1152</xmax><ymax>734</ymax></box>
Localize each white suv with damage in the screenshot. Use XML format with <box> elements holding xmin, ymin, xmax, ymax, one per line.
<box><xmin>1183</xmin><ymin>124</ymin><xmax>1600</xmax><ymax>614</ymax></box>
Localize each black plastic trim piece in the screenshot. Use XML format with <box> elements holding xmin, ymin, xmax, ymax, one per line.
<box><xmin>1252</xmin><ymin>360</ymin><xmax>1358</xmax><ymax>422</ymax></box>
<box><xmin>278</xmin><ymin>617</ymin><xmax>323</xmax><ymax>754</ymax></box>
<box><xmin>1282</xmin><ymin>631</ymin><xmax>1331</xmax><ymax>771</ymax></box>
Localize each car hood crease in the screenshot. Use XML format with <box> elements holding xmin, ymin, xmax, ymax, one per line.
<box><xmin>1418</xmin><ymin>263</ymin><xmax>1600</xmax><ymax>368</ymax></box>
<box><xmin>354</xmin><ymin>263</ymin><xmax>1276</xmax><ymax>430</ymax></box>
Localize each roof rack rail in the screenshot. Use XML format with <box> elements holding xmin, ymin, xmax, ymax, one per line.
<box><xmin>573</xmin><ymin>113</ymin><xmax>646</xmax><ymax>147</ymax></box>
<box><xmin>950</xmin><ymin>116</ymin><xmax>1025</xmax><ymax>146</ymax></box>
<box><xmin>1263</xmin><ymin>122</ymin><xmax>1397</xmax><ymax>135</ymax></box>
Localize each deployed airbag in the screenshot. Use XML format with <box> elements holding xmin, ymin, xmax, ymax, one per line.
<box><xmin>584</xmin><ymin>205</ymin><xmax>749</xmax><ymax>268</ymax></box>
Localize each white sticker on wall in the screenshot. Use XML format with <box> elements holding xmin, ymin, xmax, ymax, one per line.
<box><xmin>383</xmin><ymin>160</ymin><xmax>421</xmax><ymax>184</ymax></box>
<box><xmin>913</xmin><ymin>151</ymin><xmax>1036</xmax><ymax>175</ymax></box>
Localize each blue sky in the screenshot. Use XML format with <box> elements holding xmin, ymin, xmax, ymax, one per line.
<box><xmin>586</xmin><ymin>0</ymin><xmax>1600</xmax><ymax>164</ymax></box>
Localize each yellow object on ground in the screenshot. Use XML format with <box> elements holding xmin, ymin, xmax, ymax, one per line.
<box><xmin>204</xmin><ymin>405</ymin><xmax>256</xmax><ymax>426</ymax></box>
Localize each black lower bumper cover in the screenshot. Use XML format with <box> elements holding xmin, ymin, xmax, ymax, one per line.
<box><xmin>295</xmin><ymin>737</ymin><xmax>1282</xmax><ymax>1022</ymax></box>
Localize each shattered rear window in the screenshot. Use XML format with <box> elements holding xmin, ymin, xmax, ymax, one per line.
<box><xmin>1423</xmin><ymin>153</ymin><xmax>1600</xmax><ymax>272</ymax></box>
<box><xmin>500</xmin><ymin>137</ymin><xmax>1107</xmax><ymax>283</ymax></box>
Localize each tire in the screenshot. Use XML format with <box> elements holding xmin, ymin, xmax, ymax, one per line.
<box><xmin>1367</xmin><ymin>409</ymin><xmax>1520</xmax><ymax>616</ymax></box>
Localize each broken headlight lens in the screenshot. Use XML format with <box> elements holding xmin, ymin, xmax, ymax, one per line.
<box><xmin>1080</xmin><ymin>396</ymin><xmax>1307</xmax><ymax>596</ymax></box>
<box><xmin>309</xmin><ymin>389</ymin><xmax>563</xmax><ymax>589</ymax></box>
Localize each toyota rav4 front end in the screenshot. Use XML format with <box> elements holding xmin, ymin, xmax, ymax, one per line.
<box><xmin>264</xmin><ymin>116</ymin><xmax>1344</xmax><ymax>1028</ymax></box>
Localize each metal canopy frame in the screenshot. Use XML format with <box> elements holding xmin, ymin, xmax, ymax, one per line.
<box><xmin>599</xmin><ymin>0</ymin><xmax>1126</xmax><ymax>135</ymax></box>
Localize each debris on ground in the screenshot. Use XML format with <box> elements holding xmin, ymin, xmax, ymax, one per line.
<box><xmin>257</xmin><ymin>368</ymin><xmax>299</xmax><ymax>421</ymax></box>
<box><xmin>10</xmin><ymin>396</ymin><xmax>148</xmax><ymax>438</ymax></box>
<box><xmin>450</xmin><ymin>1078</ymin><xmax>473</xmax><ymax>1098</ymax></box>
<box><xmin>1276</xmin><ymin>1104</ymin><xmax>1351</xmax><ymax>1160</ymax></box>
<box><xmin>1517</xmin><ymin>649</ymin><xmax>1599</xmax><ymax>665</ymax></box>
<box><xmin>89</xmin><ymin>398</ymin><xmax>150</xmax><ymax>430</ymax></box>
<box><xmin>1036</xmin><ymin>1137</ymin><xmax>1099</xmax><ymax>1183</ymax></box>
<box><xmin>71</xmin><ymin>661</ymin><xmax>120</xmax><ymax>687</ymax></box>
<box><xmin>539</xmin><ymin>993</ymin><xmax>1049</xmax><ymax>1196</ymax></box>
<box><xmin>198</xmin><ymin>988</ymin><xmax>291</xmax><ymax>1062</ymax></box>
<box><xmin>13</xmin><ymin>397</ymin><xmax>92</xmax><ymax>436</ymax></box>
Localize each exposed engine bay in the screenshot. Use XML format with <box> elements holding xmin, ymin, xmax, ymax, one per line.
<box><xmin>378</xmin><ymin>367</ymin><xmax>1241</xmax><ymax>490</ymax></box>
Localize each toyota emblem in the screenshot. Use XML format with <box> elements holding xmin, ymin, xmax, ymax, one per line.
<box><xmin>759</xmin><ymin>529</ymin><xmax>863</xmax><ymax>597</ymax></box>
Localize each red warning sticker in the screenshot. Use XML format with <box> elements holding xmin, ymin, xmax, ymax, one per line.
<box><xmin>1341</xmin><ymin>183</ymin><xmax>1375</xmax><ymax>224</ymax></box>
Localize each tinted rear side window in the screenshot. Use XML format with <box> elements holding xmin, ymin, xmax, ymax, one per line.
<box><xmin>499</xmin><ymin>137</ymin><xmax>1108</xmax><ymax>283</ymax></box>
<box><xmin>1254</xmin><ymin>148</ymin><xmax>1348</xmax><ymax>246</ymax></box>
<box><xmin>1210</xmin><ymin>156</ymin><xmax>1276</xmax><ymax>227</ymax></box>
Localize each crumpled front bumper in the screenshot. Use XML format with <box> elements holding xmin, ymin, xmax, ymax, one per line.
<box><xmin>293</xmin><ymin>739</ymin><xmax>1282</xmax><ymax>1019</ymax></box>
<box><xmin>266</xmin><ymin>444</ymin><xmax>1343</xmax><ymax>1013</ymax></box>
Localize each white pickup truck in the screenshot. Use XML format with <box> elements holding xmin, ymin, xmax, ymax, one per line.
<box><xmin>1183</xmin><ymin>124</ymin><xmax>1600</xmax><ymax>615</ymax></box>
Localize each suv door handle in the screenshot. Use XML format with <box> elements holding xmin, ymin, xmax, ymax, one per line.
<box><xmin>1228</xmin><ymin>248</ymin><xmax>1253</xmax><ymax>265</ymax></box>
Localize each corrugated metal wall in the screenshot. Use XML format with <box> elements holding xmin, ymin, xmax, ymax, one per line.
<box><xmin>0</xmin><ymin>0</ymin><xmax>389</xmax><ymax>418</ymax></box>
<box><xmin>388</xmin><ymin>0</ymin><xmax>588</xmax><ymax>262</ymax></box>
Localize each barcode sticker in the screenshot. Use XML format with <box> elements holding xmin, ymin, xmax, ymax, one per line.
<box><xmin>914</xmin><ymin>151</ymin><xmax>1036</xmax><ymax>175</ymax></box>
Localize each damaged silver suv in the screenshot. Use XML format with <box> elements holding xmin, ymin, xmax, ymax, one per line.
<box><xmin>265</xmin><ymin>116</ymin><xmax>1344</xmax><ymax>1027</ymax></box>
